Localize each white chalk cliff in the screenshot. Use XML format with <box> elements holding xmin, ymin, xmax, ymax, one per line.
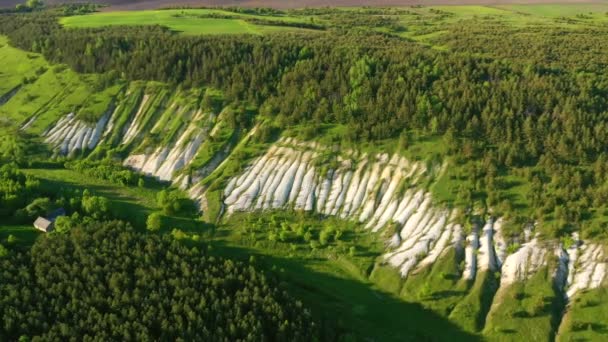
<box><xmin>123</xmin><ymin>110</ymin><xmax>206</xmax><ymax>181</ymax></box>
<box><xmin>43</xmin><ymin>111</ymin><xmax>111</xmax><ymax>154</ymax></box>
<box><xmin>38</xmin><ymin>90</ymin><xmax>608</xmax><ymax>335</ymax></box>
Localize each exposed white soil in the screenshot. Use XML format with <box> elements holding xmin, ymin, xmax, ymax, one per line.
<box><xmin>416</xmin><ymin>222</ymin><xmax>454</xmax><ymax>270</ymax></box>
<box><xmin>223</xmin><ymin>138</ymin><xmax>427</xmax><ymax>221</ymax></box>
<box><xmin>100</xmin><ymin>104</ymin><xmax>121</xmax><ymax>142</ymax></box>
<box><xmin>493</xmin><ymin>218</ymin><xmax>508</xmax><ymax>269</ymax></box>
<box><xmin>462</xmin><ymin>225</ymin><xmax>479</xmax><ymax>281</ymax></box>
<box><xmin>565</xmin><ymin>242</ymin><xmax>606</xmax><ymax>299</ymax></box>
<box><xmin>43</xmin><ymin>111</ymin><xmax>112</xmax><ymax>154</ymax></box>
<box><xmin>20</xmin><ymin>114</ymin><xmax>37</xmax><ymax>131</ymax></box>
<box><xmin>221</xmin><ymin>138</ymin><xmax>473</xmax><ymax>278</ymax></box>
<box><xmin>478</xmin><ymin>219</ymin><xmax>497</xmax><ymax>272</ymax></box>
<box><xmin>40</xmin><ymin>111</ymin><xmax>608</xmax><ymax>292</ymax></box>
<box><xmin>123</xmin><ymin>111</ymin><xmax>206</xmax><ymax>181</ymax></box>
<box><xmin>499</xmin><ymin>237</ymin><xmax>547</xmax><ymax>286</ymax></box>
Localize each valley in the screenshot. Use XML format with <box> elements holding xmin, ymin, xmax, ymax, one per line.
<box><xmin>1</xmin><ymin>3</ymin><xmax>608</xmax><ymax>341</ymax></box>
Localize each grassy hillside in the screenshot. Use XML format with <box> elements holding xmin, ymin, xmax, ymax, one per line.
<box><xmin>2</xmin><ymin>4</ymin><xmax>608</xmax><ymax>340</ymax></box>
<box><xmin>0</xmin><ymin>36</ymin><xmax>121</xmax><ymax>134</ymax></box>
<box><xmin>484</xmin><ymin>266</ymin><xmax>565</xmax><ymax>341</ymax></box>
<box><xmin>557</xmin><ymin>288</ymin><xmax>608</xmax><ymax>340</ymax></box>
<box><xmin>496</xmin><ymin>4</ymin><xmax>608</xmax><ymax>17</ymax></box>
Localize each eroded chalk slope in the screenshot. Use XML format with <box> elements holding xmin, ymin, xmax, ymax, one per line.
<box><xmin>35</xmin><ymin>88</ymin><xmax>608</xmax><ymax>337</ymax></box>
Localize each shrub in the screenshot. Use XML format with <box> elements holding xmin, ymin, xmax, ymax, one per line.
<box><xmin>146</xmin><ymin>212</ymin><xmax>162</xmax><ymax>232</ymax></box>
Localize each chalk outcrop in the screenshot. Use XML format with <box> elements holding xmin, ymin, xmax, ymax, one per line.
<box><xmin>39</xmin><ymin>97</ymin><xmax>608</xmax><ymax>298</ymax></box>
<box><xmin>43</xmin><ymin>111</ymin><xmax>111</xmax><ymax>154</ymax></box>
<box><xmin>564</xmin><ymin>242</ymin><xmax>606</xmax><ymax>299</ymax></box>
<box><xmin>124</xmin><ymin>110</ymin><xmax>206</xmax><ymax>181</ymax></box>
<box><xmin>224</xmin><ymin>138</ymin><xmax>425</xmax><ymax>217</ymax></box>
<box><xmin>221</xmin><ymin>137</ymin><xmax>476</xmax><ymax>278</ymax></box>
<box><xmin>499</xmin><ymin>237</ymin><xmax>547</xmax><ymax>285</ymax></box>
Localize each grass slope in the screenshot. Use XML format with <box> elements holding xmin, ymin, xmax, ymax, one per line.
<box><xmin>217</xmin><ymin>211</ymin><xmax>480</xmax><ymax>341</ymax></box>
<box><xmin>0</xmin><ymin>36</ymin><xmax>46</xmax><ymax>97</ymax></box>
<box><xmin>557</xmin><ymin>287</ymin><xmax>608</xmax><ymax>341</ymax></box>
<box><xmin>484</xmin><ymin>266</ymin><xmax>564</xmax><ymax>341</ymax></box>
<box><xmin>22</xmin><ymin>167</ymin><xmax>201</xmax><ymax>231</ymax></box>
<box><xmin>399</xmin><ymin>248</ymin><xmax>469</xmax><ymax>317</ymax></box>
<box><xmin>449</xmin><ymin>270</ymin><xmax>500</xmax><ymax>333</ymax></box>
<box><xmin>0</xmin><ymin>35</ymin><xmax>121</xmax><ymax>134</ymax></box>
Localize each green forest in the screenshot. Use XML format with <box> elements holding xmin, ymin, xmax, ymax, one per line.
<box><xmin>1</xmin><ymin>220</ymin><xmax>320</xmax><ymax>341</ymax></box>
<box><xmin>1</xmin><ymin>2</ymin><xmax>608</xmax><ymax>341</ymax></box>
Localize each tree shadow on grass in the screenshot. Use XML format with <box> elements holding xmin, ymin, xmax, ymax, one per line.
<box><xmin>161</xmin><ymin>215</ymin><xmax>212</xmax><ymax>233</ymax></box>
<box><xmin>427</xmin><ymin>290</ymin><xmax>469</xmax><ymax>300</ymax></box>
<box><xmin>571</xmin><ymin>322</ymin><xmax>608</xmax><ymax>333</ymax></box>
<box><xmin>500</xmin><ymin>192</ymin><xmax>528</xmax><ymax>211</ymax></box>
<box><xmin>0</xmin><ymin>225</ymin><xmax>40</xmax><ymax>249</ymax></box>
<box><xmin>34</xmin><ymin>173</ymin><xmax>157</xmax><ymax>228</ymax></box>
<box><xmin>208</xmin><ymin>240</ymin><xmax>482</xmax><ymax>342</ymax></box>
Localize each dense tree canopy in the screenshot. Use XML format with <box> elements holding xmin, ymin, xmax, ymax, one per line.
<box><xmin>0</xmin><ymin>220</ymin><xmax>319</xmax><ymax>341</ymax></box>
<box><xmin>2</xmin><ymin>9</ymin><xmax>608</xmax><ymax>237</ymax></box>
<box><xmin>0</xmin><ymin>163</ymin><xmax>42</xmax><ymax>218</ymax></box>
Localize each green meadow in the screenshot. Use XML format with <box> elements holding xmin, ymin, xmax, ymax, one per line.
<box><xmin>393</xmin><ymin>4</ymin><xmax>608</xmax><ymax>46</ymax></box>
<box><xmin>496</xmin><ymin>4</ymin><xmax>608</xmax><ymax>17</ymax></box>
<box><xmin>0</xmin><ymin>36</ymin><xmax>47</xmax><ymax>96</ymax></box>
<box><xmin>59</xmin><ymin>5</ymin><xmax>608</xmax><ymax>44</ymax></box>
<box><xmin>0</xmin><ymin>35</ymin><xmax>121</xmax><ymax>134</ymax></box>
<box><xmin>61</xmin><ymin>9</ymin><xmax>320</xmax><ymax>35</ymax></box>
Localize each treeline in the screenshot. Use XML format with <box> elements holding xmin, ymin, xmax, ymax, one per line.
<box><xmin>171</xmin><ymin>12</ymin><xmax>325</xmax><ymax>30</ymax></box>
<box><xmin>245</xmin><ymin>17</ymin><xmax>324</xmax><ymax>30</ymax></box>
<box><xmin>0</xmin><ymin>163</ymin><xmax>42</xmax><ymax>219</ymax></box>
<box><xmin>0</xmin><ymin>220</ymin><xmax>323</xmax><ymax>341</ymax></box>
<box><xmin>64</xmin><ymin>159</ymin><xmax>143</xmax><ymax>186</ymax></box>
<box><xmin>0</xmin><ymin>163</ymin><xmax>113</xmax><ymax>224</ymax></box>
<box><xmin>59</xmin><ymin>3</ymin><xmax>99</xmax><ymax>16</ymax></box>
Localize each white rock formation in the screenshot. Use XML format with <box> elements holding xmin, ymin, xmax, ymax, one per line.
<box><xmin>21</xmin><ymin>115</ymin><xmax>37</xmax><ymax>131</ymax></box>
<box><xmin>43</xmin><ymin>107</ymin><xmax>608</xmax><ymax>292</ymax></box>
<box><xmin>223</xmin><ymin>139</ymin><xmax>427</xmax><ymax>221</ymax></box>
<box><xmin>123</xmin><ymin>111</ymin><xmax>207</xmax><ymax>181</ymax></box>
<box><xmin>478</xmin><ymin>219</ymin><xmax>497</xmax><ymax>272</ymax></box>
<box><xmin>221</xmin><ymin>138</ymin><xmax>470</xmax><ymax>278</ymax></box>
<box><xmin>43</xmin><ymin>111</ymin><xmax>112</xmax><ymax>154</ymax></box>
<box><xmin>566</xmin><ymin>232</ymin><xmax>581</xmax><ymax>288</ymax></box>
<box><xmin>499</xmin><ymin>238</ymin><xmax>547</xmax><ymax>286</ymax></box>
<box><xmin>463</xmin><ymin>225</ymin><xmax>480</xmax><ymax>281</ymax></box>
<box><xmin>493</xmin><ymin>218</ymin><xmax>508</xmax><ymax>269</ymax></box>
<box><xmin>565</xmin><ymin>242</ymin><xmax>606</xmax><ymax>299</ymax></box>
